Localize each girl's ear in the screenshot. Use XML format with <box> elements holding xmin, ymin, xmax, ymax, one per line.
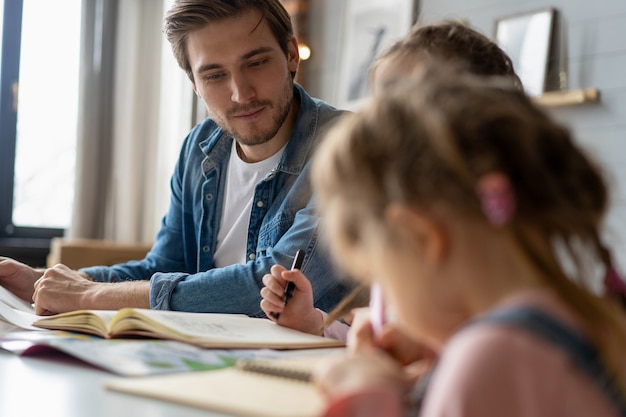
<box><xmin>385</xmin><ymin>203</ymin><xmax>447</xmax><ymax>265</ymax></box>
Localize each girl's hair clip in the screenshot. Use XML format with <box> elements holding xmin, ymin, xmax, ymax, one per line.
<box><xmin>475</xmin><ymin>172</ymin><xmax>516</xmax><ymax>226</ymax></box>
<box><xmin>605</xmin><ymin>267</ymin><xmax>626</xmax><ymax>299</ymax></box>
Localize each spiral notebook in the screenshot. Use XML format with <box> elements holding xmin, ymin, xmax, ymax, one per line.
<box><xmin>105</xmin><ymin>355</ymin><xmax>340</xmax><ymax>417</ymax></box>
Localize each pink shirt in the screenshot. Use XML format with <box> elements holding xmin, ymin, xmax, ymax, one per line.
<box><xmin>323</xmin><ymin>289</ymin><xmax>624</xmax><ymax>417</ymax></box>
<box><xmin>422</xmin><ymin>290</ymin><xmax>622</xmax><ymax>417</ymax></box>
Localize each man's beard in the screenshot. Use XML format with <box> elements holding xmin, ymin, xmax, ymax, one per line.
<box><xmin>213</xmin><ymin>77</ymin><xmax>294</xmax><ymax>147</ymax></box>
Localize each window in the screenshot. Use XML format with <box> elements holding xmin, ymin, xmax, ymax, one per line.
<box><xmin>0</xmin><ymin>0</ymin><xmax>3</xmax><ymax>73</ymax></box>
<box><xmin>0</xmin><ymin>0</ymin><xmax>81</xmax><ymax>263</ymax></box>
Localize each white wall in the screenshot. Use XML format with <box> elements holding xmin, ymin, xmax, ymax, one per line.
<box><xmin>306</xmin><ymin>0</ymin><xmax>348</xmax><ymax>107</ymax></box>
<box><xmin>307</xmin><ymin>0</ymin><xmax>626</xmax><ymax>270</ymax></box>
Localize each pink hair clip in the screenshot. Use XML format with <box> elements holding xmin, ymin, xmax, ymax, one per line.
<box><xmin>475</xmin><ymin>172</ymin><xmax>516</xmax><ymax>226</ymax></box>
<box><xmin>604</xmin><ymin>267</ymin><xmax>626</xmax><ymax>299</ymax></box>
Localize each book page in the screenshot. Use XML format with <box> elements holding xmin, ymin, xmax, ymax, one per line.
<box><xmin>123</xmin><ymin>309</ymin><xmax>344</xmax><ymax>349</ymax></box>
<box><xmin>33</xmin><ymin>310</ymin><xmax>118</xmax><ymax>336</ymax></box>
<box><xmin>0</xmin><ymin>297</ymin><xmax>42</xmax><ymax>330</ymax></box>
<box><xmin>0</xmin><ymin>286</ymin><xmax>35</xmax><ymax>313</ymax></box>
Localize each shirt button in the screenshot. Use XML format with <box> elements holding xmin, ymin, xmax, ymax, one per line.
<box><xmin>256</xmin><ymin>201</ymin><xmax>264</xmax><ymax>207</ymax></box>
<box><xmin>203</xmin><ymin>246</ymin><xmax>210</xmax><ymax>253</ymax></box>
<box><xmin>205</xmin><ymin>194</ymin><xmax>213</xmax><ymax>201</ymax></box>
<box><xmin>249</xmin><ymin>253</ymin><xmax>256</xmax><ymax>260</ymax></box>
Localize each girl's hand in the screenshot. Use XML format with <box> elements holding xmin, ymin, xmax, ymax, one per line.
<box><xmin>313</xmin><ymin>350</ymin><xmax>409</xmax><ymax>402</ymax></box>
<box><xmin>348</xmin><ymin>307</ymin><xmax>433</xmax><ymax>366</ymax></box>
<box><xmin>346</xmin><ymin>307</ymin><xmax>377</xmax><ymax>352</ymax></box>
<box><xmin>347</xmin><ymin>306</ymin><xmax>437</xmax><ymax>387</ymax></box>
<box><xmin>260</xmin><ymin>265</ymin><xmax>324</xmax><ymax>335</ymax></box>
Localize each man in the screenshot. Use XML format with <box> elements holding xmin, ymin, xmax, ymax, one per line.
<box><xmin>0</xmin><ymin>0</ymin><xmax>351</xmax><ymax>317</ymax></box>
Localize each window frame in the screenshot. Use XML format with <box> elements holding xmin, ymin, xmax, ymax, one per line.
<box><xmin>0</xmin><ymin>0</ymin><xmax>63</xmax><ymax>260</ymax></box>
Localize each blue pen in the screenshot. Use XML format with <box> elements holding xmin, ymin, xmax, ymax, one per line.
<box><xmin>271</xmin><ymin>250</ymin><xmax>305</xmax><ymax>320</ymax></box>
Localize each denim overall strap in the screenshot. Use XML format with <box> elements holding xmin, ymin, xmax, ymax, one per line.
<box><xmin>473</xmin><ymin>307</ymin><xmax>626</xmax><ymax>417</ymax></box>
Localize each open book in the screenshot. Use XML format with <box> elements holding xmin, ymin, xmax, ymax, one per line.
<box><xmin>0</xmin><ymin>285</ymin><xmax>35</xmax><ymax>314</ymax></box>
<box><xmin>106</xmin><ymin>356</ymin><xmax>335</xmax><ymax>417</ymax></box>
<box><xmin>31</xmin><ymin>308</ymin><xmax>344</xmax><ymax>349</ymax></box>
<box><xmin>0</xmin><ymin>286</ymin><xmax>43</xmax><ymax>330</ymax></box>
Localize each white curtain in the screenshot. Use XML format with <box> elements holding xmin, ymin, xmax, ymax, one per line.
<box><xmin>69</xmin><ymin>0</ymin><xmax>194</xmax><ymax>244</ymax></box>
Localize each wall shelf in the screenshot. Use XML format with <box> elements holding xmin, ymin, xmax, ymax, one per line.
<box><xmin>534</xmin><ymin>88</ymin><xmax>600</xmax><ymax>107</ymax></box>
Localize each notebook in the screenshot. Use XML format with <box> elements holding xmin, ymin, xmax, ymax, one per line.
<box><xmin>105</xmin><ymin>355</ymin><xmax>340</xmax><ymax>417</ymax></box>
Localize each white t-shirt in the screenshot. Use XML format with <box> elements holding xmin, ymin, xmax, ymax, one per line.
<box><xmin>213</xmin><ymin>140</ymin><xmax>285</xmax><ymax>268</ymax></box>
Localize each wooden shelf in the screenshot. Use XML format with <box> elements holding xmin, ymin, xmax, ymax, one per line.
<box><xmin>534</xmin><ymin>88</ymin><xmax>600</xmax><ymax>107</ymax></box>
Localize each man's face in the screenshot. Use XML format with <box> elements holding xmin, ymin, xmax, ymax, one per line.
<box><xmin>187</xmin><ymin>9</ymin><xmax>299</xmax><ymax>147</ymax></box>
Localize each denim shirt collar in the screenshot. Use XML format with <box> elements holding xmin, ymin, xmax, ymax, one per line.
<box><xmin>197</xmin><ymin>83</ymin><xmax>318</xmax><ymax>176</ymax></box>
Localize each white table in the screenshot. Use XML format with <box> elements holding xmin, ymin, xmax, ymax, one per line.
<box><xmin>0</xmin><ymin>350</ymin><xmax>234</xmax><ymax>417</ymax></box>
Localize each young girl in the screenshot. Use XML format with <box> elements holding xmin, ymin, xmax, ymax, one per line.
<box><xmin>259</xmin><ymin>20</ymin><xmax>522</xmax><ymax>340</ymax></box>
<box><xmin>309</xmin><ymin>64</ymin><xmax>626</xmax><ymax>416</ymax></box>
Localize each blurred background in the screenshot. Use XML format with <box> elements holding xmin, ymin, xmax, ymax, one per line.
<box><xmin>1</xmin><ymin>0</ymin><xmax>624</xmax><ymax>275</ymax></box>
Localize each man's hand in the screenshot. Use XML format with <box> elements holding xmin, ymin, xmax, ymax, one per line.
<box><xmin>33</xmin><ymin>264</ymin><xmax>151</xmax><ymax>315</ymax></box>
<box><xmin>260</xmin><ymin>265</ymin><xmax>324</xmax><ymax>335</ymax></box>
<box><xmin>0</xmin><ymin>257</ymin><xmax>43</xmax><ymax>302</ymax></box>
<box><xmin>33</xmin><ymin>264</ymin><xmax>98</xmax><ymax>315</ymax></box>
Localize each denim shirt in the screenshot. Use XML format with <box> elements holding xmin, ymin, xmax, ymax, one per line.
<box><xmin>81</xmin><ymin>84</ymin><xmax>352</xmax><ymax>317</ymax></box>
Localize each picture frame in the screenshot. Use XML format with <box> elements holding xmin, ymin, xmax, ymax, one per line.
<box><xmin>337</xmin><ymin>0</ymin><xmax>417</xmax><ymax>109</ymax></box>
<box><xmin>495</xmin><ymin>8</ymin><xmax>557</xmax><ymax>97</ymax></box>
